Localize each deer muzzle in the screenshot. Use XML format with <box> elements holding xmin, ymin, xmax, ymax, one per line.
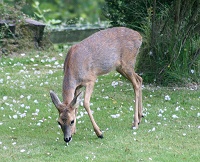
<box><xmin>63</xmin><ymin>125</ymin><xmax>72</xmax><ymax>143</ymax></box>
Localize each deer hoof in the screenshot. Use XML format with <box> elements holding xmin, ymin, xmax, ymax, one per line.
<box><xmin>132</xmin><ymin>123</ymin><xmax>139</xmax><ymax>129</ymax></box>
<box><xmin>98</xmin><ymin>134</ymin><xmax>103</xmax><ymax>139</ymax></box>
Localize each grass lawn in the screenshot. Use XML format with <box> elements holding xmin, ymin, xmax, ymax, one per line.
<box><xmin>0</xmin><ymin>50</ymin><xmax>199</xmax><ymax>162</ymax></box>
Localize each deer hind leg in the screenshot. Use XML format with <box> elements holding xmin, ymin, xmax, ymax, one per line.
<box><xmin>84</xmin><ymin>81</ymin><xmax>103</xmax><ymax>138</ymax></box>
<box><xmin>117</xmin><ymin>68</ymin><xmax>142</xmax><ymax>128</ymax></box>
<box><xmin>135</xmin><ymin>73</ymin><xmax>143</xmax><ymax>123</ymax></box>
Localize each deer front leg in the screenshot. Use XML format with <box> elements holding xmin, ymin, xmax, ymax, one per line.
<box><xmin>71</xmin><ymin>88</ymin><xmax>82</xmax><ymax>134</ymax></box>
<box><xmin>71</xmin><ymin>108</ymin><xmax>78</xmax><ymax>135</ymax></box>
<box><xmin>84</xmin><ymin>82</ymin><xmax>103</xmax><ymax>138</ymax></box>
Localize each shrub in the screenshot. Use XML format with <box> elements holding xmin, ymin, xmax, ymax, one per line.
<box><xmin>0</xmin><ymin>1</ymin><xmax>51</xmax><ymax>56</ymax></box>
<box><xmin>104</xmin><ymin>0</ymin><xmax>200</xmax><ymax>85</ymax></box>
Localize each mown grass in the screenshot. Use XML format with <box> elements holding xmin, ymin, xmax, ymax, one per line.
<box><xmin>0</xmin><ymin>50</ymin><xmax>199</xmax><ymax>162</ymax></box>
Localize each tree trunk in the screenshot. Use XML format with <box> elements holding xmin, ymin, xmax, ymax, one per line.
<box><xmin>174</xmin><ymin>0</ymin><xmax>181</xmax><ymax>35</ymax></box>
<box><xmin>151</xmin><ymin>0</ymin><xmax>156</xmax><ymax>51</ymax></box>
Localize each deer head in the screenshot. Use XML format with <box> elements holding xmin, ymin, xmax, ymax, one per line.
<box><xmin>50</xmin><ymin>90</ymin><xmax>82</xmax><ymax>143</ymax></box>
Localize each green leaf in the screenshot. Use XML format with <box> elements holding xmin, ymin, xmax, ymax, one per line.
<box><xmin>34</xmin><ymin>12</ymin><xmax>43</xmax><ymax>18</ymax></box>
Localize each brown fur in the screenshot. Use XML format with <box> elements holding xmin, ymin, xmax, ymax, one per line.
<box><xmin>50</xmin><ymin>27</ymin><xmax>143</xmax><ymax>143</ymax></box>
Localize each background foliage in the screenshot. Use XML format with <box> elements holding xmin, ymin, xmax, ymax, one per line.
<box><xmin>1</xmin><ymin>0</ymin><xmax>199</xmax><ymax>85</ymax></box>
<box><xmin>3</xmin><ymin>0</ymin><xmax>106</xmax><ymax>24</ymax></box>
<box><xmin>0</xmin><ymin>1</ymin><xmax>52</xmax><ymax>55</ymax></box>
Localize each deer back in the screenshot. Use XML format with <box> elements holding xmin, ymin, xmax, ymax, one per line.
<box><xmin>64</xmin><ymin>27</ymin><xmax>142</xmax><ymax>78</ymax></box>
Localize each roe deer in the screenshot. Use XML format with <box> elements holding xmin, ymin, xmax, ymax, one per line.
<box><xmin>50</xmin><ymin>27</ymin><xmax>143</xmax><ymax>143</ymax></box>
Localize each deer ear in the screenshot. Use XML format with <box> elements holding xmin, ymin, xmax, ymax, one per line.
<box><xmin>50</xmin><ymin>90</ymin><xmax>62</xmax><ymax>111</ymax></box>
<box><xmin>70</xmin><ymin>92</ymin><xmax>82</xmax><ymax>109</ymax></box>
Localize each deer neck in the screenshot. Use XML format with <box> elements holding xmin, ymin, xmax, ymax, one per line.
<box><xmin>62</xmin><ymin>75</ymin><xmax>77</xmax><ymax>105</ymax></box>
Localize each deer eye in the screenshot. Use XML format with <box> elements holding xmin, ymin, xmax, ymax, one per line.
<box><xmin>70</xmin><ymin>120</ymin><xmax>74</xmax><ymax>125</ymax></box>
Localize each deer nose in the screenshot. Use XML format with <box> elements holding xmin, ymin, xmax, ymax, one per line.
<box><xmin>64</xmin><ymin>137</ymin><xmax>72</xmax><ymax>143</ymax></box>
